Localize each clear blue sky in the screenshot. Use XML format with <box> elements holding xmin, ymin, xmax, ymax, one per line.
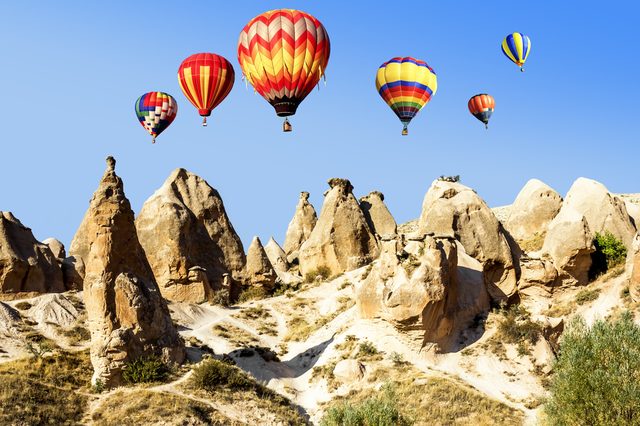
<box><xmin>1</xmin><ymin>1</ymin><xmax>638</xmax><ymax>249</ymax></box>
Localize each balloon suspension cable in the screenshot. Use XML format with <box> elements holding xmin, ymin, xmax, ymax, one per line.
<box><xmin>202</xmin><ymin>117</ymin><xmax>208</xmax><ymax>127</ymax></box>
<box><xmin>283</xmin><ymin>118</ymin><xmax>292</xmax><ymax>132</ymax></box>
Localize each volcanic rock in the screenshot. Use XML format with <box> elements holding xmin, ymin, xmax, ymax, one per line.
<box><xmin>245</xmin><ymin>236</ymin><xmax>277</xmax><ymax>290</ymax></box>
<box><xmin>264</xmin><ymin>237</ymin><xmax>289</xmax><ymax>273</ymax></box>
<box><xmin>283</xmin><ymin>192</ymin><xmax>318</xmax><ymax>260</ymax></box>
<box><xmin>505</xmin><ymin>179</ymin><xmax>562</xmax><ymax>242</ymax></box>
<box><xmin>359</xmin><ymin>191</ymin><xmax>397</xmax><ymax>237</ymax></box>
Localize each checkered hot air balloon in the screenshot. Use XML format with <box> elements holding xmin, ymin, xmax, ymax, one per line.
<box><xmin>178</xmin><ymin>53</ymin><xmax>235</xmax><ymax>127</ymax></box>
<box><xmin>237</xmin><ymin>9</ymin><xmax>331</xmax><ymax>132</ymax></box>
<box><xmin>134</xmin><ymin>92</ymin><xmax>177</xmax><ymax>144</ymax></box>
<box><xmin>375</xmin><ymin>57</ymin><xmax>438</xmax><ymax>136</ymax></box>
<box><xmin>502</xmin><ymin>32</ymin><xmax>531</xmax><ymax>72</ymax></box>
<box><xmin>468</xmin><ymin>94</ymin><xmax>495</xmax><ymax>129</ymax></box>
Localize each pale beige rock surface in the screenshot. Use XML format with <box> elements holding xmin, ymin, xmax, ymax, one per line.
<box><xmin>630</xmin><ymin>233</ymin><xmax>640</xmax><ymax>303</ymax></box>
<box><xmin>77</xmin><ymin>157</ymin><xmax>184</xmax><ymax>387</ymax></box>
<box><xmin>299</xmin><ymin>179</ymin><xmax>379</xmax><ymax>277</ymax></box>
<box><xmin>359</xmin><ymin>191</ymin><xmax>397</xmax><ymax>237</ymax></box>
<box><xmin>43</xmin><ymin>238</ymin><xmax>66</xmax><ymax>260</ymax></box>
<box><xmin>0</xmin><ymin>211</ymin><xmax>64</xmax><ymax>294</ymax></box>
<box><xmin>517</xmin><ymin>257</ymin><xmax>559</xmax><ymax>300</ymax></box>
<box><xmin>135</xmin><ymin>168</ymin><xmax>246</xmax><ymax>303</ymax></box>
<box><xmin>542</xmin><ymin>207</ymin><xmax>594</xmax><ymax>285</ymax></box>
<box><xmin>264</xmin><ymin>237</ymin><xmax>289</xmax><ymax>273</ymax></box>
<box><xmin>245</xmin><ymin>236</ymin><xmax>277</xmax><ymax>290</ymax></box>
<box><xmin>562</xmin><ymin>178</ymin><xmax>636</xmax><ymax>248</ymax></box>
<box><xmin>505</xmin><ymin>179</ymin><xmax>562</xmax><ymax>242</ymax></box>
<box><xmin>418</xmin><ymin>180</ymin><xmax>517</xmax><ymax>302</ymax></box>
<box><xmin>333</xmin><ymin>359</ymin><xmax>366</xmax><ymax>382</ymax></box>
<box><xmin>284</xmin><ymin>191</ymin><xmax>318</xmax><ymax>259</ymax></box>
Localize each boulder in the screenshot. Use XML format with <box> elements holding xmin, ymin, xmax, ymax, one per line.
<box><xmin>542</xmin><ymin>207</ymin><xmax>594</xmax><ymax>285</ymax></box>
<box><xmin>0</xmin><ymin>211</ymin><xmax>64</xmax><ymax>294</ymax></box>
<box><xmin>625</xmin><ymin>201</ymin><xmax>640</xmax><ymax>229</ymax></box>
<box><xmin>359</xmin><ymin>191</ymin><xmax>397</xmax><ymax>237</ymax></box>
<box><xmin>134</xmin><ymin>168</ymin><xmax>246</xmax><ymax>304</ymax></box>
<box><xmin>284</xmin><ymin>192</ymin><xmax>318</xmax><ymax>259</ymax></box>
<box><xmin>333</xmin><ymin>359</ymin><xmax>366</xmax><ymax>382</ymax></box>
<box><xmin>43</xmin><ymin>238</ymin><xmax>66</xmax><ymax>260</ymax></box>
<box><xmin>245</xmin><ymin>236</ymin><xmax>277</xmax><ymax>290</ymax></box>
<box><xmin>505</xmin><ymin>179</ymin><xmax>562</xmax><ymax>242</ymax></box>
<box><xmin>417</xmin><ymin>180</ymin><xmax>517</xmax><ymax>303</ymax></box>
<box><xmin>77</xmin><ymin>157</ymin><xmax>184</xmax><ymax>387</ymax></box>
<box><xmin>29</xmin><ymin>293</ymin><xmax>80</xmax><ymax>328</ymax></box>
<box><xmin>62</xmin><ymin>256</ymin><xmax>85</xmax><ymax>291</ymax></box>
<box><xmin>264</xmin><ymin>237</ymin><xmax>289</xmax><ymax>273</ymax></box>
<box><xmin>299</xmin><ymin>179</ymin><xmax>379</xmax><ymax>277</ymax></box>
<box><xmin>356</xmin><ymin>235</ymin><xmax>472</xmax><ymax>348</ymax></box>
<box><xmin>517</xmin><ymin>257</ymin><xmax>559</xmax><ymax>300</ymax></box>
<box><xmin>562</xmin><ymin>178</ymin><xmax>636</xmax><ymax>248</ymax></box>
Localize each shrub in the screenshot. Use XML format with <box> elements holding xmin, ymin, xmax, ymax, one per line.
<box><xmin>575</xmin><ymin>288</ymin><xmax>601</xmax><ymax>305</ymax></box>
<box><xmin>305</xmin><ymin>266</ymin><xmax>332</xmax><ymax>283</ymax></box>
<box><xmin>497</xmin><ymin>305</ymin><xmax>541</xmax><ymax>345</ymax></box>
<box><xmin>211</xmin><ymin>288</ymin><xmax>230</xmax><ymax>307</ymax></box>
<box><xmin>321</xmin><ymin>384</ymin><xmax>412</xmax><ymax>426</ymax></box>
<box><xmin>191</xmin><ymin>359</ymin><xmax>277</xmax><ymax>400</ymax></box>
<box><xmin>389</xmin><ymin>352</ymin><xmax>405</xmax><ymax>366</ymax></box>
<box><xmin>545</xmin><ymin>312</ymin><xmax>640</xmax><ymax>425</ymax></box>
<box><xmin>14</xmin><ymin>301</ymin><xmax>32</xmax><ymax>311</ymax></box>
<box><xmin>589</xmin><ymin>231</ymin><xmax>627</xmax><ymax>279</ymax></box>
<box><xmin>238</xmin><ymin>286</ymin><xmax>268</xmax><ymax>303</ymax></box>
<box><xmin>122</xmin><ymin>355</ymin><xmax>168</xmax><ymax>384</ymax></box>
<box><xmin>357</xmin><ymin>341</ymin><xmax>378</xmax><ymax>357</ymax></box>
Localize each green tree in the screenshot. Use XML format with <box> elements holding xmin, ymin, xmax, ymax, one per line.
<box><xmin>545</xmin><ymin>313</ymin><xmax>640</xmax><ymax>425</ymax></box>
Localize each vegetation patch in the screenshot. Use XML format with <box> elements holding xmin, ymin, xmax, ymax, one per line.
<box><xmin>575</xmin><ymin>288</ymin><xmax>601</xmax><ymax>305</ymax></box>
<box><xmin>284</xmin><ymin>297</ymin><xmax>354</xmax><ymax>342</ymax></box>
<box><xmin>14</xmin><ymin>301</ymin><xmax>32</xmax><ymax>311</ymax></box>
<box><xmin>304</xmin><ymin>266</ymin><xmax>332</xmax><ymax>283</ymax></box>
<box><xmin>61</xmin><ymin>325</ymin><xmax>91</xmax><ymax>344</ymax></box>
<box><xmin>545</xmin><ymin>312</ymin><xmax>640</xmax><ymax>425</ymax></box>
<box><xmin>238</xmin><ymin>286</ymin><xmax>269</xmax><ymax>303</ymax></box>
<box><xmin>0</xmin><ymin>349</ymin><xmax>91</xmax><ymax>425</ymax></box>
<box><xmin>213</xmin><ymin>323</ymin><xmax>259</xmax><ymax>347</ymax></box>
<box><xmin>122</xmin><ymin>355</ymin><xmax>169</xmax><ymax>384</ymax></box>
<box><xmin>589</xmin><ymin>231</ymin><xmax>627</xmax><ymax>279</ymax></box>
<box><xmin>518</xmin><ymin>232</ymin><xmax>546</xmax><ymax>252</ymax></box>
<box><xmin>496</xmin><ymin>305</ymin><xmax>542</xmax><ymax>345</ymax></box>
<box><xmin>91</xmin><ymin>389</ymin><xmax>231</xmax><ymax>426</ymax></box>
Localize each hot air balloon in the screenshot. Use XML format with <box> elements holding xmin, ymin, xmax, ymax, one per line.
<box><xmin>178</xmin><ymin>53</ymin><xmax>235</xmax><ymax>127</ymax></box>
<box><xmin>468</xmin><ymin>94</ymin><xmax>495</xmax><ymax>129</ymax></box>
<box><xmin>134</xmin><ymin>92</ymin><xmax>177</xmax><ymax>143</ymax></box>
<box><xmin>502</xmin><ymin>32</ymin><xmax>531</xmax><ymax>71</ymax></box>
<box><xmin>237</xmin><ymin>9</ymin><xmax>330</xmax><ymax>132</ymax></box>
<box><xmin>375</xmin><ymin>57</ymin><xmax>438</xmax><ymax>135</ymax></box>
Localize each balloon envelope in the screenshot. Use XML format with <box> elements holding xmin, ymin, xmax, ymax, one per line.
<box><xmin>237</xmin><ymin>9</ymin><xmax>330</xmax><ymax>118</ymax></box>
<box><xmin>468</xmin><ymin>94</ymin><xmax>495</xmax><ymax>128</ymax></box>
<box><xmin>502</xmin><ymin>32</ymin><xmax>531</xmax><ymax>70</ymax></box>
<box><xmin>135</xmin><ymin>92</ymin><xmax>177</xmax><ymax>143</ymax></box>
<box><xmin>375</xmin><ymin>57</ymin><xmax>437</xmax><ymax>134</ymax></box>
<box><xmin>178</xmin><ymin>53</ymin><xmax>234</xmax><ymax>123</ymax></box>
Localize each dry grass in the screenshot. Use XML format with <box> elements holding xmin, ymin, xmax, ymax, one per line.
<box><xmin>235</xmin><ymin>305</ymin><xmax>278</xmax><ymax>337</ymax></box>
<box><xmin>321</xmin><ymin>365</ymin><xmax>523</xmax><ymax>425</ymax></box>
<box><xmin>0</xmin><ymin>349</ymin><xmax>91</xmax><ymax>425</ymax></box>
<box><xmin>91</xmin><ymin>389</ymin><xmax>233</xmax><ymax>425</ymax></box>
<box><xmin>284</xmin><ymin>296</ymin><xmax>354</xmax><ymax>342</ymax></box>
<box><xmin>518</xmin><ymin>232</ymin><xmax>546</xmax><ymax>252</ymax></box>
<box><xmin>212</xmin><ymin>323</ymin><xmax>259</xmax><ymax>346</ymax></box>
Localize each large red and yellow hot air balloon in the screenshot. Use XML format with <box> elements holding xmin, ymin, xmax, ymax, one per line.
<box><xmin>178</xmin><ymin>53</ymin><xmax>235</xmax><ymax>126</ymax></box>
<box><xmin>468</xmin><ymin>94</ymin><xmax>495</xmax><ymax>129</ymax></box>
<box><xmin>237</xmin><ymin>9</ymin><xmax>330</xmax><ymax>132</ymax></box>
<box><xmin>376</xmin><ymin>57</ymin><xmax>438</xmax><ymax>135</ymax></box>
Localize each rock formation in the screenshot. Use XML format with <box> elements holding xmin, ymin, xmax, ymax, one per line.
<box><xmin>625</xmin><ymin>201</ymin><xmax>640</xmax><ymax>228</ymax></box>
<box><xmin>0</xmin><ymin>301</ymin><xmax>20</xmax><ymax>336</ymax></box>
<box><xmin>77</xmin><ymin>157</ymin><xmax>184</xmax><ymax>387</ymax></box>
<box><xmin>283</xmin><ymin>192</ymin><xmax>318</xmax><ymax>260</ymax></box>
<box><xmin>562</xmin><ymin>178</ymin><xmax>636</xmax><ymax>248</ymax></box>
<box><xmin>134</xmin><ymin>168</ymin><xmax>246</xmax><ymax>304</ymax></box>
<box><xmin>333</xmin><ymin>359</ymin><xmax>365</xmax><ymax>382</ymax></box>
<box><xmin>505</xmin><ymin>179</ymin><xmax>562</xmax><ymax>243</ymax></box>
<box><xmin>417</xmin><ymin>180</ymin><xmax>517</xmax><ymax>303</ymax></box>
<box><xmin>630</xmin><ymin>233</ymin><xmax>640</xmax><ymax>303</ymax></box>
<box><xmin>43</xmin><ymin>238</ymin><xmax>66</xmax><ymax>260</ymax></box>
<box><xmin>359</xmin><ymin>191</ymin><xmax>397</xmax><ymax>237</ymax></box>
<box><xmin>542</xmin><ymin>207</ymin><xmax>594</xmax><ymax>285</ymax></box>
<box><xmin>264</xmin><ymin>237</ymin><xmax>289</xmax><ymax>273</ymax></box>
<box><xmin>245</xmin><ymin>237</ymin><xmax>277</xmax><ymax>290</ymax></box>
<box><xmin>517</xmin><ymin>257</ymin><xmax>559</xmax><ymax>300</ymax></box>
<box><xmin>61</xmin><ymin>256</ymin><xmax>84</xmax><ymax>291</ymax></box>
<box><xmin>299</xmin><ymin>179</ymin><xmax>379</xmax><ymax>277</ymax></box>
<box><xmin>0</xmin><ymin>211</ymin><xmax>64</xmax><ymax>294</ymax></box>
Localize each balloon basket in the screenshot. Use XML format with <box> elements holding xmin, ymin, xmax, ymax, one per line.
<box><xmin>283</xmin><ymin>118</ymin><xmax>292</xmax><ymax>132</ymax></box>
<box><xmin>202</xmin><ymin>117</ymin><xmax>208</xmax><ymax>127</ymax></box>
<box><xmin>402</xmin><ymin>126</ymin><xmax>408</xmax><ymax>136</ymax></box>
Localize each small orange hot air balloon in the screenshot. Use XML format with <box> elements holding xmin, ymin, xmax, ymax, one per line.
<box><xmin>178</xmin><ymin>53</ymin><xmax>235</xmax><ymax>126</ymax></box>
<box><xmin>468</xmin><ymin>94</ymin><xmax>495</xmax><ymax>129</ymax></box>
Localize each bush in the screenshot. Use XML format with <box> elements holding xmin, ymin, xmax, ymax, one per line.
<box><xmin>357</xmin><ymin>341</ymin><xmax>378</xmax><ymax>357</ymax></box>
<box><xmin>122</xmin><ymin>355</ymin><xmax>168</xmax><ymax>384</ymax></box>
<box><xmin>14</xmin><ymin>301</ymin><xmax>32</xmax><ymax>311</ymax></box>
<box><xmin>321</xmin><ymin>384</ymin><xmax>412</xmax><ymax>426</ymax></box>
<box><xmin>238</xmin><ymin>286</ymin><xmax>268</xmax><ymax>303</ymax></box>
<box><xmin>211</xmin><ymin>288</ymin><xmax>230</xmax><ymax>307</ymax></box>
<box><xmin>304</xmin><ymin>266</ymin><xmax>332</xmax><ymax>283</ymax></box>
<box><xmin>589</xmin><ymin>231</ymin><xmax>627</xmax><ymax>279</ymax></box>
<box><xmin>545</xmin><ymin>312</ymin><xmax>640</xmax><ymax>425</ymax></box>
<box><xmin>575</xmin><ymin>288</ymin><xmax>601</xmax><ymax>305</ymax></box>
<box><xmin>497</xmin><ymin>305</ymin><xmax>542</xmax><ymax>345</ymax></box>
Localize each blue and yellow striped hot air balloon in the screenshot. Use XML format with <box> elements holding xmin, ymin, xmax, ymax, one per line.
<box><xmin>502</xmin><ymin>32</ymin><xmax>531</xmax><ymax>72</ymax></box>
<box><xmin>376</xmin><ymin>57</ymin><xmax>438</xmax><ymax>135</ymax></box>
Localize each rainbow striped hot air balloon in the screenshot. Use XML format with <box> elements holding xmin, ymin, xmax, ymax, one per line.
<box><xmin>376</xmin><ymin>57</ymin><xmax>438</xmax><ymax>135</ymax></box>
<box><xmin>134</xmin><ymin>92</ymin><xmax>177</xmax><ymax>144</ymax></box>
<box><xmin>468</xmin><ymin>94</ymin><xmax>495</xmax><ymax>129</ymax></box>
<box><xmin>178</xmin><ymin>53</ymin><xmax>235</xmax><ymax>127</ymax></box>
<box><xmin>502</xmin><ymin>32</ymin><xmax>531</xmax><ymax>72</ymax></box>
<box><xmin>237</xmin><ymin>9</ymin><xmax>330</xmax><ymax>132</ymax></box>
